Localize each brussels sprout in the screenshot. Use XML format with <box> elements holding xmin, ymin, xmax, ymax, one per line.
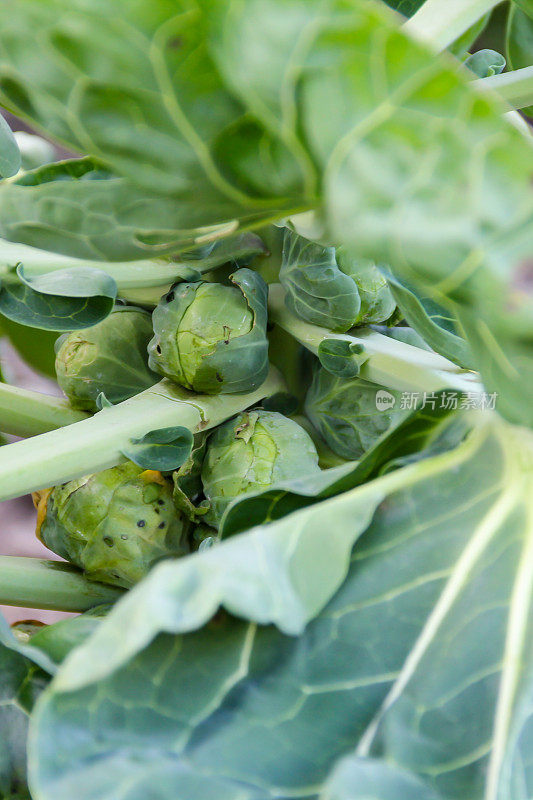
<box><xmin>34</xmin><ymin>462</ymin><xmax>191</xmax><ymax>588</ymax></box>
<box><xmin>55</xmin><ymin>306</ymin><xmax>159</xmax><ymax>412</ymax></box>
<box><xmin>280</xmin><ymin>229</ymin><xmax>396</xmax><ymax>332</ymax></box>
<box><xmin>201</xmin><ymin>410</ymin><xmax>320</xmax><ymax>527</ymax></box>
<box><xmin>148</xmin><ymin>268</ymin><xmax>269</xmax><ymax>394</ymax></box>
<box><xmin>305</xmin><ymin>366</ymin><xmax>404</xmax><ymax>460</ymax></box>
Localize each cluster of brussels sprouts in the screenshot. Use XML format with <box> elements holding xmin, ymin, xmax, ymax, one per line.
<box><xmin>42</xmin><ymin>232</ymin><xmax>405</xmax><ymax>588</ymax></box>
<box><xmin>56</xmin><ymin>267</ymin><xmax>270</xmax><ymax>408</ymax></box>
<box><xmin>35</xmin><ymin>410</ymin><xmax>321</xmax><ymax>587</ymax></box>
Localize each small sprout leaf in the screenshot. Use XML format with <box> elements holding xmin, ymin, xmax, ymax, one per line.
<box><xmin>95</xmin><ymin>393</ymin><xmax>113</xmax><ymax>411</ymax></box>
<box><xmin>123</xmin><ymin>426</ymin><xmax>194</xmax><ymax>471</ymax></box>
<box><xmin>464</xmin><ymin>49</ymin><xmax>506</xmax><ymax>78</ymax></box>
<box><xmin>0</xmin><ymin>264</ymin><xmax>117</xmax><ymax>330</ymax></box>
<box><xmin>318</xmin><ymin>338</ymin><xmax>368</xmax><ymax>378</ymax></box>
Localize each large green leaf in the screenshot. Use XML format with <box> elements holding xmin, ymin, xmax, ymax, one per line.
<box><xmin>513</xmin><ymin>0</ymin><xmax>533</xmax><ymax>19</ymax></box>
<box><xmin>386</xmin><ymin>273</ymin><xmax>475</xmax><ymax>369</ymax></box>
<box><xmin>0</xmin><ymin>619</ymin><xmax>49</xmax><ymax>800</ymax></box>
<box><xmin>0</xmin><ymin>608</ymin><xmax>107</xmax><ymax>799</ymax></box>
<box><xmin>0</xmin><ymin>645</ymin><xmax>38</xmax><ymax>800</ymax></box>
<box><xmin>29</xmin><ymin>419</ymin><xmax>533</xmax><ymax>800</ymax></box>
<box><xmin>319</xmin><ymin>757</ymin><xmax>440</xmax><ymax>800</ymax></box>
<box><xmin>0</xmin><ymin>0</ymin><xmax>307</xmax><ymax>246</ymax></box>
<box><xmin>203</xmin><ymin>0</ymin><xmax>533</xmax><ymax>425</ymax></box>
<box><xmin>203</xmin><ymin>0</ymin><xmax>532</xmax><ymax>316</ymax></box>
<box><xmin>0</xmin><ymin>158</ymin><xmax>272</xmax><ymax>261</ymax></box>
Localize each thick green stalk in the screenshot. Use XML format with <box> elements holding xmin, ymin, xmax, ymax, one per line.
<box><xmin>404</xmin><ymin>0</ymin><xmax>500</xmax><ymax>51</ymax></box>
<box><xmin>0</xmin><ymin>240</ymin><xmax>187</xmax><ymax>289</ymax></box>
<box><xmin>0</xmin><ymin>556</ymin><xmax>122</xmax><ymax>610</ymax></box>
<box><xmin>0</xmin><ymin>383</ymin><xmax>87</xmax><ymax>436</ymax></box>
<box><xmin>268</xmin><ymin>284</ymin><xmax>482</xmax><ymax>394</ymax></box>
<box><xmin>0</xmin><ymin>368</ymin><xmax>284</xmax><ymax>501</ymax></box>
<box><xmin>475</xmin><ymin>66</ymin><xmax>533</xmax><ymax>110</ymax></box>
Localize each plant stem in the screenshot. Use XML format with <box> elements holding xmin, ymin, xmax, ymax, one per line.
<box><xmin>0</xmin><ymin>384</ymin><xmax>87</xmax><ymax>436</ymax></box>
<box><xmin>474</xmin><ymin>66</ymin><xmax>533</xmax><ymax>110</ymax></box>
<box><xmin>0</xmin><ymin>240</ymin><xmax>186</xmax><ymax>289</ymax></box>
<box><xmin>268</xmin><ymin>284</ymin><xmax>483</xmax><ymax>394</ymax></box>
<box><xmin>404</xmin><ymin>0</ymin><xmax>500</xmax><ymax>51</ymax></box>
<box><xmin>0</xmin><ymin>368</ymin><xmax>284</xmax><ymax>501</ymax></box>
<box><xmin>0</xmin><ymin>556</ymin><xmax>122</xmax><ymax>611</ymax></box>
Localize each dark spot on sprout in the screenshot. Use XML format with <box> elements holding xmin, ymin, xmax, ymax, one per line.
<box><xmin>223</xmin><ymin>325</ymin><xmax>231</xmax><ymax>344</ymax></box>
<box><xmin>103</xmin><ymin>536</ymin><xmax>114</xmax><ymax>547</ymax></box>
<box><xmin>154</xmin><ymin>507</ymin><xmax>160</xmax><ymax>514</ymax></box>
<box><xmin>216</xmin><ymin>372</ymin><xmax>223</xmax><ymax>382</ymax></box>
<box><xmin>165</xmin><ymin>290</ymin><xmax>175</xmax><ymax>303</ymax></box>
<box><xmin>156</xmin><ymin>344</ymin><xmax>162</xmax><ymax>354</ymax></box>
<box><xmin>158</xmin><ymin>521</ymin><xmax>165</xmax><ymax>529</ymax></box>
<box><xmin>120</xmin><ymin>534</ymin><xmax>128</xmax><ymax>540</ymax></box>
<box><xmin>157</xmin><ymin>499</ymin><xmax>164</xmax><ymax>506</ymax></box>
<box><xmin>137</xmin><ymin>520</ymin><xmax>146</xmax><ymax>528</ymax></box>
<box><xmin>167</xmin><ymin>35</ymin><xmax>183</xmax><ymax>49</ymax></box>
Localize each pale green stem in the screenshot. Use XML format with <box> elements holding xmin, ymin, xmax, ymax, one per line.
<box><xmin>0</xmin><ymin>556</ymin><xmax>122</xmax><ymax>610</ymax></box>
<box><xmin>268</xmin><ymin>284</ymin><xmax>483</xmax><ymax>394</ymax></box>
<box><xmin>0</xmin><ymin>383</ymin><xmax>87</xmax><ymax>436</ymax></box>
<box><xmin>404</xmin><ymin>0</ymin><xmax>500</xmax><ymax>51</ymax></box>
<box><xmin>118</xmin><ymin>286</ymin><xmax>173</xmax><ymax>307</ymax></box>
<box><xmin>474</xmin><ymin>66</ymin><xmax>533</xmax><ymax>110</ymax></box>
<box><xmin>0</xmin><ymin>368</ymin><xmax>284</xmax><ymax>501</ymax></box>
<box><xmin>0</xmin><ymin>241</ymin><xmax>187</xmax><ymax>289</ymax></box>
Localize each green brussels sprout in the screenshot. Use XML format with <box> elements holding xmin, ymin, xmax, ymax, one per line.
<box><xmin>148</xmin><ymin>268</ymin><xmax>269</xmax><ymax>394</ymax></box>
<box><xmin>280</xmin><ymin>229</ymin><xmax>396</xmax><ymax>332</ymax></box>
<box><xmin>34</xmin><ymin>462</ymin><xmax>191</xmax><ymax>588</ymax></box>
<box><xmin>55</xmin><ymin>306</ymin><xmax>159</xmax><ymax>412</ymax></box>
<box><xmin>305</xmin><ymin>366</ymin><xmax>404</xmax><ymax>460</ymax></box>
<box><xmin>201</xmin><ymin>410</ymin><xmax>320</xmax><ymax>527</ymax></box>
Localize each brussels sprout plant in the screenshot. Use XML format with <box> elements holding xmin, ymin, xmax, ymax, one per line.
<box><xmin>0</xmin><ymin>1</ymin><xmax>532</xmax><ymax>799</ymax></box>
